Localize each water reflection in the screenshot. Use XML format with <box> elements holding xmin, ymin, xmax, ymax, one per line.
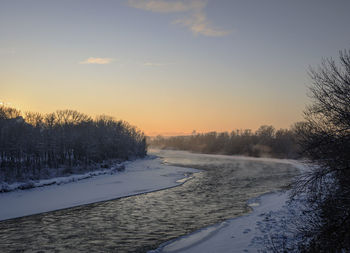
<box><xmin>0</xmin><ymin>150</ymin><xmax>298</xmax><ymax>252</ymax></box>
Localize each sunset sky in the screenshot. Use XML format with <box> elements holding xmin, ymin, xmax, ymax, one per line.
<box><xmin>1</xmin><ymin>0</ymin><xmax>350</xmax><ymax>136</ymax></box>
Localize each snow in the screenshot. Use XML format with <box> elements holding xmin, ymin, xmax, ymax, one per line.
<box><xmin>150</xmin><ymin>160</ymin><xmax>307</xmax><ymax>253</ymax></box>
<box><xmin>0</xmin><ymin>164</ymin><xmax>127</xmax><ymax>192</ymax></box>
<box><xmin>0</xmin><ymin>149</ymin><xmax>306</xmax><ymax>252</ymax></box>
<box><xmin>0</xmin><ymin>156</ymin><xmax>198</xmax><ymax>221</ymax></box>
<box><xmin>150</xmin><ymin>191</ymin><xmax>291</xmax><ymax>253</ymax></box>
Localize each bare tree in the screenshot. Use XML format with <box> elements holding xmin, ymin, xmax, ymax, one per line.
<box><xmin>293</xmin><ymin>50</ymin><xmax>350</xmax><ymax>252</ymax></box>
<box><xmin>149</xmin><ymin>126</ymin><xmax>298</xmax><ymax>158</ymax></box>
<box><xmin>0</xmin><ymin>107</ymin><xmax>147</xmax><ymax>185</ymax></box>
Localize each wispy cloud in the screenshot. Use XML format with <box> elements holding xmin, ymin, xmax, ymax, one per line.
<box><xmin>127</xmin><ymin>0</ymin><xmax>231</xmax><ymax>37</ymax></box>
<box><xmin>79</xmin><ymin>57</ymin><xmax>114</xmax><ymax>65</ymax></box>
<box><xmin>174</xmin><ymin>11</ymin><xmax>230</xmax><ymax>37</ymax></box>
<box><xmin>143</xmin><ymin>61</ymin><xmax>169</xmax><ymax>67</ymax></box>
<box><xmin>128</xmin><ymin>0</ymin><xmax>204</xmax><ymax>12</ymax></box>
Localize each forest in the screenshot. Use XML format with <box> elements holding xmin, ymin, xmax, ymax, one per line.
<box><xmin>0</xmin><ymin>106</ymin><xmax>147</xmax><ymax>184</ymax></box>
<box><xmin>149</xmin><ymin>125</ymin><xmax>300</xmax><ymax>159</ymax></box>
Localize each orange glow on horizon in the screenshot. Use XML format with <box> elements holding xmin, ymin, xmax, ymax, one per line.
<box><xmin>0</xmin><ymin>95</ymin><xmax>303</xmax><ymax>137</ymax></box>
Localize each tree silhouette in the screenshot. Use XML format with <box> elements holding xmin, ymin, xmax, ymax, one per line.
<box><xmin>0</xmin><ymin>107</ymin><xmax>147</xmax><ymax>185</ymax></box>
<box><xmin>293</xmin><ymin>50</ymin><xmax>350</xmax><ymax>251</ymax></box>
<box><xmin>150</xmin><ymin>125</ymin><xmax>299</xmax><ymax>159</ymax></box>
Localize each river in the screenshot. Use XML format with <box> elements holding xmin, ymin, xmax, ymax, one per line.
<box><xmin>0</xmin><ymin>150</ymin><xmax>298</xmax><ymax>252</ymax></box>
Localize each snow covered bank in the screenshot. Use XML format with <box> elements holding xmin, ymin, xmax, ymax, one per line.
<box><xmin>0</xmin><ymin>163</ymin><xmax>127</xmax><ymax>193</ymax></box>
<box><xmin>150</xmin><ymin>159</ymin><xmax>307</xmax><ymax>253</ymax></box>
<box><xmin>0</xmin><ymin>156</ymin><xmax>198</xmax><ymax>221</ymax></box>
<box><xmin>150</xmin><ymin>191</ymin><xmax>291</xmax><ymax>253</ymax></box>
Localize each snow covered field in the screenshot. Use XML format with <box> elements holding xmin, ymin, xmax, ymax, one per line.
<box><xmin>0</xmin><ymin>156</ymin><xmax>198</xmax><ymax>221</ymax></box>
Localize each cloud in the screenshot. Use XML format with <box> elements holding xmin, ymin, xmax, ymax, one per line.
<box><xmin>127</xmin><ymin>0</ymin><xmax>206</xmax><ymax>13</ymax></box>
<box><xmin>174</xmin><ymin>11</ymin><xmax>231</xmax><ymax>37</ymax></box>
<box><xmin>127</xmin><ymin>0</ymin><xmax>230</xmax><ymax>37</ymax></box>
<box><xmin>79</xmin><ymin>57</ymin><xmax>114</xmax><ymax>65</ymax></box>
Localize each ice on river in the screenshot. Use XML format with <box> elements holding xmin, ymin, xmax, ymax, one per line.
<box><xmin>0</xmin><ymin>156</ymin><xmax>198</xmax><ymax>221</ymax></box>
<box><xmin>148</xmin><ymin>150</ymin><xmax>307</xmax><ymax>253</ymax></box>
<box><xmin>151</xmin><ymin>191</ymin><xmax>290</xmax><ymax>253</ymax></box>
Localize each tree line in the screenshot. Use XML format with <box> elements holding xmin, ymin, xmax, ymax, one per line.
<box><xmin>149</xmin><ymin>125</ymin><xmax>300</xmax><ymax>159</ymax></box>
<box><xmin>0</xmin><ymin>107</ymin><xmax>147</xmax><ymax>183</ymax></box>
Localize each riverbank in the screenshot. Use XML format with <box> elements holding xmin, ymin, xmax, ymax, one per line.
<box><xmin>150</xmin><ymin>157</ymin><xmax>305</xmax><ymax>253</ymax></box>
<box><xmin>150</xmin><ymin>191</ymin><xmax>291</xmax><ymax>253</ymax></box>
<box><xmin>0</xmin><ymin>156</ymin><xmax>198</xmax><ymax>221</ymax></box>
<box><xmin>0</xmin><ymin>150</ymin><xmax>302</xmax><ymax>252</ymax></box>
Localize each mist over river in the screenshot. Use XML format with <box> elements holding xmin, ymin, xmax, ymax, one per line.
<box><xmin>0</xmin><ymin>150</ymin><xmax>298</xmax><ymax>253</ymax></box>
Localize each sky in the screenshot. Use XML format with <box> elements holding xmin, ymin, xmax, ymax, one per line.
<box><xmin>1</xmin><ymin>0</ymin><xmax>350</xmax><ymax>136</ymax></box>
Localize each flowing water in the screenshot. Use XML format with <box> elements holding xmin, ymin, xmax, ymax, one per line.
<box><xmin>0</xmin><ymin>150</ymin><xmax>298</xmax><ymax>252</ymax></box>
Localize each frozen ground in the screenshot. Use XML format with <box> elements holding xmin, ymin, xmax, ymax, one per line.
<box><xmin>0</xmin><ymin>156</ymin><xmax>198</xmax><ymax>221</ymax></box>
